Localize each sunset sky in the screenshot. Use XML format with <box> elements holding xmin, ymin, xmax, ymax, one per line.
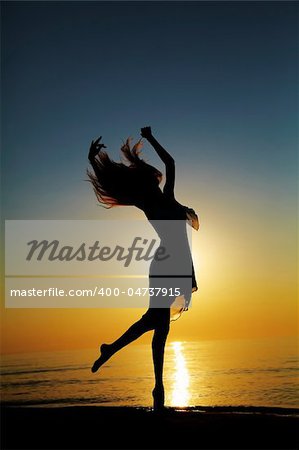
<box><xmin>1</xmin><ymin>1</ymin><xmax>298</xmax><ymax>354</ymax></box>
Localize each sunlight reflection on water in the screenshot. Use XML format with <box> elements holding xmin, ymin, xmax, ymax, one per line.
<box><xmin>1</xmin><ymin>338</ymin><xmax>298</xmax><ymax>408</ymax></box>
<box><xmin>171</xmin><ymin>342</ymin><xmax>190</xmax><ymax>407</ymax></box>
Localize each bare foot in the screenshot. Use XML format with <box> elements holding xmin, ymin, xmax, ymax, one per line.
<box><xmin>91</xmin><ymin>344</ymin><xmax>112</xmax><ymax>373</ymax></box>
<box><xmin>152</xmin><ymin>385</ymin><xmax>165</xmax><ymax>411</ymax></box>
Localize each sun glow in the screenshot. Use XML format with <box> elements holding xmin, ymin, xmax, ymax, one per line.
<box><xmin>171</xmin><ymin>341</ymin><xmax>190</xmax><ymax>407</ymax></box>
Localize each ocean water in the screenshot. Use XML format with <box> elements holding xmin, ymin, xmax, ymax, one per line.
<box><xmin>1</xmin><ymin>337</ymin><xmax>298</xmax><ymax>408</ymax></box>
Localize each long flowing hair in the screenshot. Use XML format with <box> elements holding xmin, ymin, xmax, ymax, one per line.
<box><xmin>87</xmin><ymin>138</ymin><xmax>162</xmax><ymax>207</ymax></box>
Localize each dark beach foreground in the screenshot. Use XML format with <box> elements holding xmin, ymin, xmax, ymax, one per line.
<box><xmin>1</xmin><ymin>405</ymin><xmax>298</xmax><ymax>449</ymax></box>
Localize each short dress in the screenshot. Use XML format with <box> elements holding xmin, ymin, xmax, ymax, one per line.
<box><xmin>144</xmin><ymin>198</ymin><xmax>199</xmax><ymax>321</ymax></box>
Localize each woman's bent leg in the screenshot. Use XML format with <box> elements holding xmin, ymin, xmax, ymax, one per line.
<box><xmin>91</xmin><ymin>313</ymin><xmax>153</xmax><ymax>373</ymax></box>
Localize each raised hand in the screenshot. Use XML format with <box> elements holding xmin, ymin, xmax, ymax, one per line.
<box><xmin>88</xmin><ymin>136</ymin><xmax>107</xmax><ymax>161</ymax></box>
<box><xmin>140</xmin><ymin>126</ymin><xmax>152</xmax><ymax>139</ymax></box>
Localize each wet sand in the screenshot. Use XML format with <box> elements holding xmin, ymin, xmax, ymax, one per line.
<box><xmin>1</xmin><ymin>405</ymin><xmax>298</xmax><ymax>449</ymax></box>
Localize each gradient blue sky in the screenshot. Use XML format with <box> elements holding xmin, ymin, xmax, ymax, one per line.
<box><xmin>1</xmin><ymin>2</ymin><xmax>298</xmax><ymax>349</ymax></box>
<box><xmin>2</xmin><ymin>1</ymin><xmax>297</xmax><ymax>221</ymax></box>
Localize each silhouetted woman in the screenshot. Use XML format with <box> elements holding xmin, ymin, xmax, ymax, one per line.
<box><xmin>88</xmin><ymin>127</ymin><xmax>199</xmax><ymax>410</ymax></box>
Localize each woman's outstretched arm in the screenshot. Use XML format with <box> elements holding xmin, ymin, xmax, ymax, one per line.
<box><xmin>88</xmin><ymin>136</ymin><xmax>106</xmax><ymax>162</ymax></box>
<box><xmin>141</xmin><ymin>127</ymin><xmax>175</xmax><ymax>198</ymax></box>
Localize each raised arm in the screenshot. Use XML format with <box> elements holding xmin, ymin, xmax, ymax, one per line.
<box><xmin>141</xmin><ymin>127</ymin><xmax>175</xmax><ymax>198</ymax></box>
<box><xmin>88</xmin><ymin>136</ymin><xmax>107</xmax><ymax>163</ymax></box>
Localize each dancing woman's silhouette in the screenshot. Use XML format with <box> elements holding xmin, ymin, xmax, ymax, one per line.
<box><xmin>88</xmin><ymin>127</ymin><xmax>199</xmax><ymax>410</ymax></box>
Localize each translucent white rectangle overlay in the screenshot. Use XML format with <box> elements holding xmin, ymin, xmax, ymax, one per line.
<box><xmin>5</xmin><ymin>220</ymin><xmax>192</xmax><ymax>277</ymax></box>
<box><xmin>5</xmin><ymin>277</ymin><xmax>192</xmax><ymax>308</ymax></box>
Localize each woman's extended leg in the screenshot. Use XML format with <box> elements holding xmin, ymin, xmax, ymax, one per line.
<box><xmin>91</xmin><ymin>314</ymin><xmax>154</xmax><ymax>373</ymax></box>
<box><xmin>151</xmin><ymin>308</ymin><xmax>170</xmax><ymax>410</ymax></box>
